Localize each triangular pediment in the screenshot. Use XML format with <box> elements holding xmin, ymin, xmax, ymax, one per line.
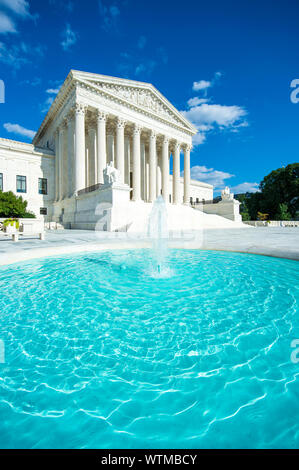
<box><xmin>72</xmin><ymin>70</ymin><xmax>197</xmax><ymax>133</ymax></box>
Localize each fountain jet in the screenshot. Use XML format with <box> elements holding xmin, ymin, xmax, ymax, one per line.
<box><xmin>147</xmin><ymin>196</ymin><xmax>169</xmax><ymax>276</ymax></box>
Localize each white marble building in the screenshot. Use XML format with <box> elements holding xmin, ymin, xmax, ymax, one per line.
<box><xmin>0</xmin><ymin>70</ymin><xmax>214</xmax><ymax>230</ymax></box>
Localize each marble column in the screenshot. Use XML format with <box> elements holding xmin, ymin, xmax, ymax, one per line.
<box><xmin>145</xmin><ymin>146</ymin><xmax>149</xmax><ymax>202</ymax></box>
<box><xmin>162</xmin><ymin>136</ymin><xmax>169</xmax><ymax>202</ymax></box>
<box><xmin>116</xmin><ymin>118</ymin><xmax>125</xmax><ymax>184</ymax></box>
<box><xmin>67</xmin><ymin>113</ymin><xmax>75</xmax><ymax>197</ymax></box>
<box><xmin>183</xmin><ymin>145</ymin><xmax>191</xmax><ymax>204</ymax></box>
<box><xmin>58</xmin><ymin>124</ymin><xmax>66</xmax><ymax>200</ymax></box>
<box><xmin>156</xmin><ymin>150</ymin><xmax>162</xmax><ymax>198</ymax></box>
<box><xmin>173</xmin><ymin>141</ymin><xmax>181</xmax><ymax>204</ymax></box>
<box><xmin>96</xmin><ymin>111</ymin><xmax>107</xmax><ymax>184</ymax></box>
<box><xmin>141</xmin><ymin>141</ymin><xmax>146</xmax><ymax>201</ymax></box>
<box><xmin>74</xmin><ymin>103</ymin><xmax>86</xmax><ymax>194</ymax></box>
<box><xmin>54</xmin><ymin>130</ymin><xmax>59</xmax><ymax>201</ymax></box>
<box><xmin>107</xmin><ymin>134</ymin><xmax>115</xmax><ymax>165</ymax></box>
<box><xmin>132</xmin><ymin>124</ymin><xmax>141</xmax><ymax>201</ymax></box>
<box><xmin>149</xmin><ymin>130</ymin><xmax>156</xmax><ymax>202</ymax></box>
<box><xmin>124</xmin><ymin>136</ymin><xmax>130</xmax><ymax>186</ymax></box>
<box><xmin>88</xmin><ymin>127</ymin><xmax>97</xmax><ymax>187</ymax></box>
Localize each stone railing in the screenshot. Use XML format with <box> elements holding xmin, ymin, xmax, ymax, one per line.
<box><xmin>244</xmin><ymin>220</ymin><xmax>299</xmax><ymax>227</ymax></box>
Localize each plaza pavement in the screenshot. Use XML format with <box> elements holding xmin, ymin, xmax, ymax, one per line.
<box><xmin>0</xmin><ymin>227</ymin><xmax>298</xmax><ymax>266</ymax></box>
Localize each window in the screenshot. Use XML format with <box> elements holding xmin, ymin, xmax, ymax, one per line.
<box><xmin>38</xmin><ymin>178</ymin><xmax>48</xmax><ymax>195</ymax></box>
<box><xmin>40</xmin><ymin>207</ymin><xmax>47</xmax><ymax>215</ymax></box>
<box><xmin>190</xmin><ymin>197</ymin><xmax>193</xmax><ymax>204</ymax></box>
<box><xmin>0</xmin><ymin>173</ymin><xmax>3</xmax><ymax>191</ymax></box>
<box><xmin>196</xmin><ymin>198</ymin><xmax>199</xmax><ymax>203</ymax></box>
<box><xmin>16</xmin><ymin>175</ymin><xmax>26</xmax><ymax>193</ymax></box>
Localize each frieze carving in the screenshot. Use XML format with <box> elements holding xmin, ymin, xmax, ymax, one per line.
<box><xmin>88</xmin><ymin>81</ymin><xmax>183</xmax><ymax>126</ymax></box>
<box><xmin>77</xmin><ymin>86</ymin><xmax>193</xmax><ymax>142</ymax></box>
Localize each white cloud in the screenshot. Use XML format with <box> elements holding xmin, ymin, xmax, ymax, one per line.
<box><xmin>0</xmin><ymin>0</ymin><xmax>30</xmax><ymax>17</ymax></box>
<box><xmin>230</xmin><ymin>182</ymin><xmax>259</xmax><ymax>193</ymax></box>
<box><xmin>192</xmin><ymin>133</ymin><xmax>206</xmax><ymax>146</ymax></box>
<box><xmin>3</xmin><ymin>122</ymin><xmax>36</xmax><ymax>139</ymax></box>
<box><xmin>192</xmin><ymin>80</ymin><xmax>211</xmax><ymax>92</ymax></box>
<box><xmin>0</xmin><ymin>41</ymin><xmax>28</xmax><ymax>68</ymax></box>
<box><xmin>0</xmin><ymin>40</ymin><xmax>44</xmax><ymax>68</ymax></box>
<box><xmin>61</xmin><ymin>23</ymin><xmax>77</xmax><ymax>51</ymax></box>
<box><xmin>0</xmin><ymin>12</ymin><xmax>16</xmax><ymax>33</ymax></box>
<box><xmin>188</xmin><ymin>165</ymin><xmax>234</xmax><ymax>189</ymax></box>
<box><xmin>41</xmin><ymin>96</ymin><xmax>55</xmax><ymax>113</ymax></box>
<box><xmin>46</xmin><ymin>88</ymin><xmax>60</xmax><ymax>94</ymax></box>
<box><xmin>181</xmin><ymin>72</ymin><xmax>249</xmax><ymax>146</ymax></box>
<box><xmin>187</xmin><ymin>97</ymin><xmax>209</xmax><ymax>107</ymax></box>
<box><xmin>182</xmin><ymin>100</ymin><xmax>248</xmax><ymax>147</ymax></box>
<box><xmin>183</xmin><ymin>103</ymin><xmax>247</xmax><ymax>128</ymax></box>
<box><xmin>135</xmin><ymin>59</ymin><xmax>156</xmax><ymax>77</ymax></box>
<box><xmin>98</xmin><ymin>0</ymin><xmax>120</xmax><ymax>32</ymax></box>
<box><xmin>20</xmin><ymin>76</ymin><xmax>41</xmax><ymax>86</ymax></box>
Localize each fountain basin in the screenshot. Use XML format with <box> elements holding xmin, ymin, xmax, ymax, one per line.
<box><xmin>0</xmin><ymin>249</ymin><xmax>298</xmax><ymax>448</ymax></box>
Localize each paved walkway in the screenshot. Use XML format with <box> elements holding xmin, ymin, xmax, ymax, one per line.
<box><xmin>0</xmin><ymin>227</ymin><xmax>298</xmax><ymax>266</ymax></box>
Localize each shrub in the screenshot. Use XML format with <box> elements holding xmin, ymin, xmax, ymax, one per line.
<box><xmin>3</xmin><ymin>218</ymin><xmax>20</xmax><ymax>230</ymax></box>
<box><xmin>0</xmin><ymin>191</ymin><xmax>36</xmax><ymax>218</ymax></box>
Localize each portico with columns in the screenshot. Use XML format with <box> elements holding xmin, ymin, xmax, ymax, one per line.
<box><xmin>32</xmin><ymin>70</ymin><xmax>213</xmax><ymax>230</ymax></box>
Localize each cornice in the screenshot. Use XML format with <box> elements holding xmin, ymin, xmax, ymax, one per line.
<box><xmin>0</xmin><ymin>137</ymin><xmax>54</xmax><ymax>158</ymax></box>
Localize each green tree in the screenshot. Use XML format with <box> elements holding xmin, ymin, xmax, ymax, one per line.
<box><xmin>275</xmin><ymin>203</ymin><xmax>291</xmax><ymax>220</ymax></box>
<box><xmin>235</xmin><ymin>163</ymin><xmax>299</xmax><ymax>220</ymax></box>
<box><xmin>0</xmin><ymin>191</ymin><xmax>36</xmax><ymax>218</ymax></box>
<box><xmin>235</xmin><ymin>193</ymin><xmax>251</xmax><ymax>220</ymax></box>
<box><xmin>259</xmin><ymin>163</ymin><xmax>299</xmax><ymax>219</ymax></box>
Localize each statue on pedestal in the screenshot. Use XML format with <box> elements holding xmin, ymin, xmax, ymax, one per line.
<box><xmin>221</xmin><ymin>186</ymin><xmax>234</xmax><ymax>201</ymax></box>
<box><xmin>103</xmin><ymin>162</ymin><xmax>121</xmax><ymax>185</ymax></box>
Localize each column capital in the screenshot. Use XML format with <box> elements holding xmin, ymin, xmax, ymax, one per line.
<box><xmin>149</xmin><ymin>129</ymin><xmax>157</xmax><ymax>140</ymax></box>
<box><xmin>162</xmin><ymin>136</ymin><xmax>170</xmax><ymax>145</ymax></box>
<box><xmin>97</xmin><ymin>110</ymin><xmax>107</xmax><ymax>122</ymax></box>
<box><xmin>184</xmin><ymin>144</ymin><xmax>192</xmax><ymax>152</ymax></box>
<box><xmin>117</xmin><ymin>117</ymin><xmax>126</xmax><ymax>129</ymax></box>
<box><xmin>133</xmin><ymin>123</ymin><xmax>141</xmax><ymax>135</ymax></box>
<box><xmin>174</xmin><ymin>141</ymin><xmax>181</xmax><ymax>151</ymax></box>
<box><xmin>75</xmin><ymin>102</ymin><xmax>87</xmax><ymax>115</ymax></box>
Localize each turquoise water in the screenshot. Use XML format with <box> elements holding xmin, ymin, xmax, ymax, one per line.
<box><xmin>0</xmin><ymin>249</ymin><xmax>298</xmax><ymax>449</ymax></box>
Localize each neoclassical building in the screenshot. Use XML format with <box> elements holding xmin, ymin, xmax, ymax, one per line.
<box><xmin>0</xmin><ymin>70</ymin><xmax>214</xmax><ymax>230</ymax></box>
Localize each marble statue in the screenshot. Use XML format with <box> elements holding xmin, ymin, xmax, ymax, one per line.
<box><xmin>221</xmin><ymin>186</ymin><xmax>234</xmax><ymax>201</ymax></box>
<box><xmin>103</xmin><ymin>162</ymin><xmax>121</xmax><ymax>185</ymax></box>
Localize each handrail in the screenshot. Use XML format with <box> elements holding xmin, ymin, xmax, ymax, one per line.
<box><xmin>77</xmin><ymin>183</ymin><xmax>105</xmax><ymax>196</ymax></box>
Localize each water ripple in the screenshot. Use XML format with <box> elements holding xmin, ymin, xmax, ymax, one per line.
<box><xmin>0</xmin><ymin>249</ymin><xmax>298</xmax><ymax>448</ymax></box>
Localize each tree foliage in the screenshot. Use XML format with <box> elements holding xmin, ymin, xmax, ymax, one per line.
<box><xmin>235</xmin><ymin>163</ymin><xmax>299</xmax><ymax>220</ymax></box>
<box><xmin>0</xmin><ymin>191</ymin><xmax>36</xmax><ymax>218</ymax></box>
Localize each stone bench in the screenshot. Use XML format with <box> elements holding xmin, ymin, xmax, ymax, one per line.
<box><xmin>12</xmin><ymin>232</ymin><xmax>45</xmax><ymax>242</ymax></box>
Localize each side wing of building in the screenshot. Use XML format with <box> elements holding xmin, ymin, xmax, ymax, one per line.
<box><xmin>0</xmin><ymin>138</ymin><xmax>55</xmax><ymax>220</ymax></box>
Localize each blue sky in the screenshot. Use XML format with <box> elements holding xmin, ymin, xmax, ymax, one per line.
<box><xmin>0</xmin><ymin>0</ymin><xmax>298</xmax><ymax>193</ymax></box>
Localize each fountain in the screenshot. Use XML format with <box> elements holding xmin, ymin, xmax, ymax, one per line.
<box><xmin>147</xmin><ymin>196</ymin><xmax>170</xmax><ymax>277</ymax></box>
